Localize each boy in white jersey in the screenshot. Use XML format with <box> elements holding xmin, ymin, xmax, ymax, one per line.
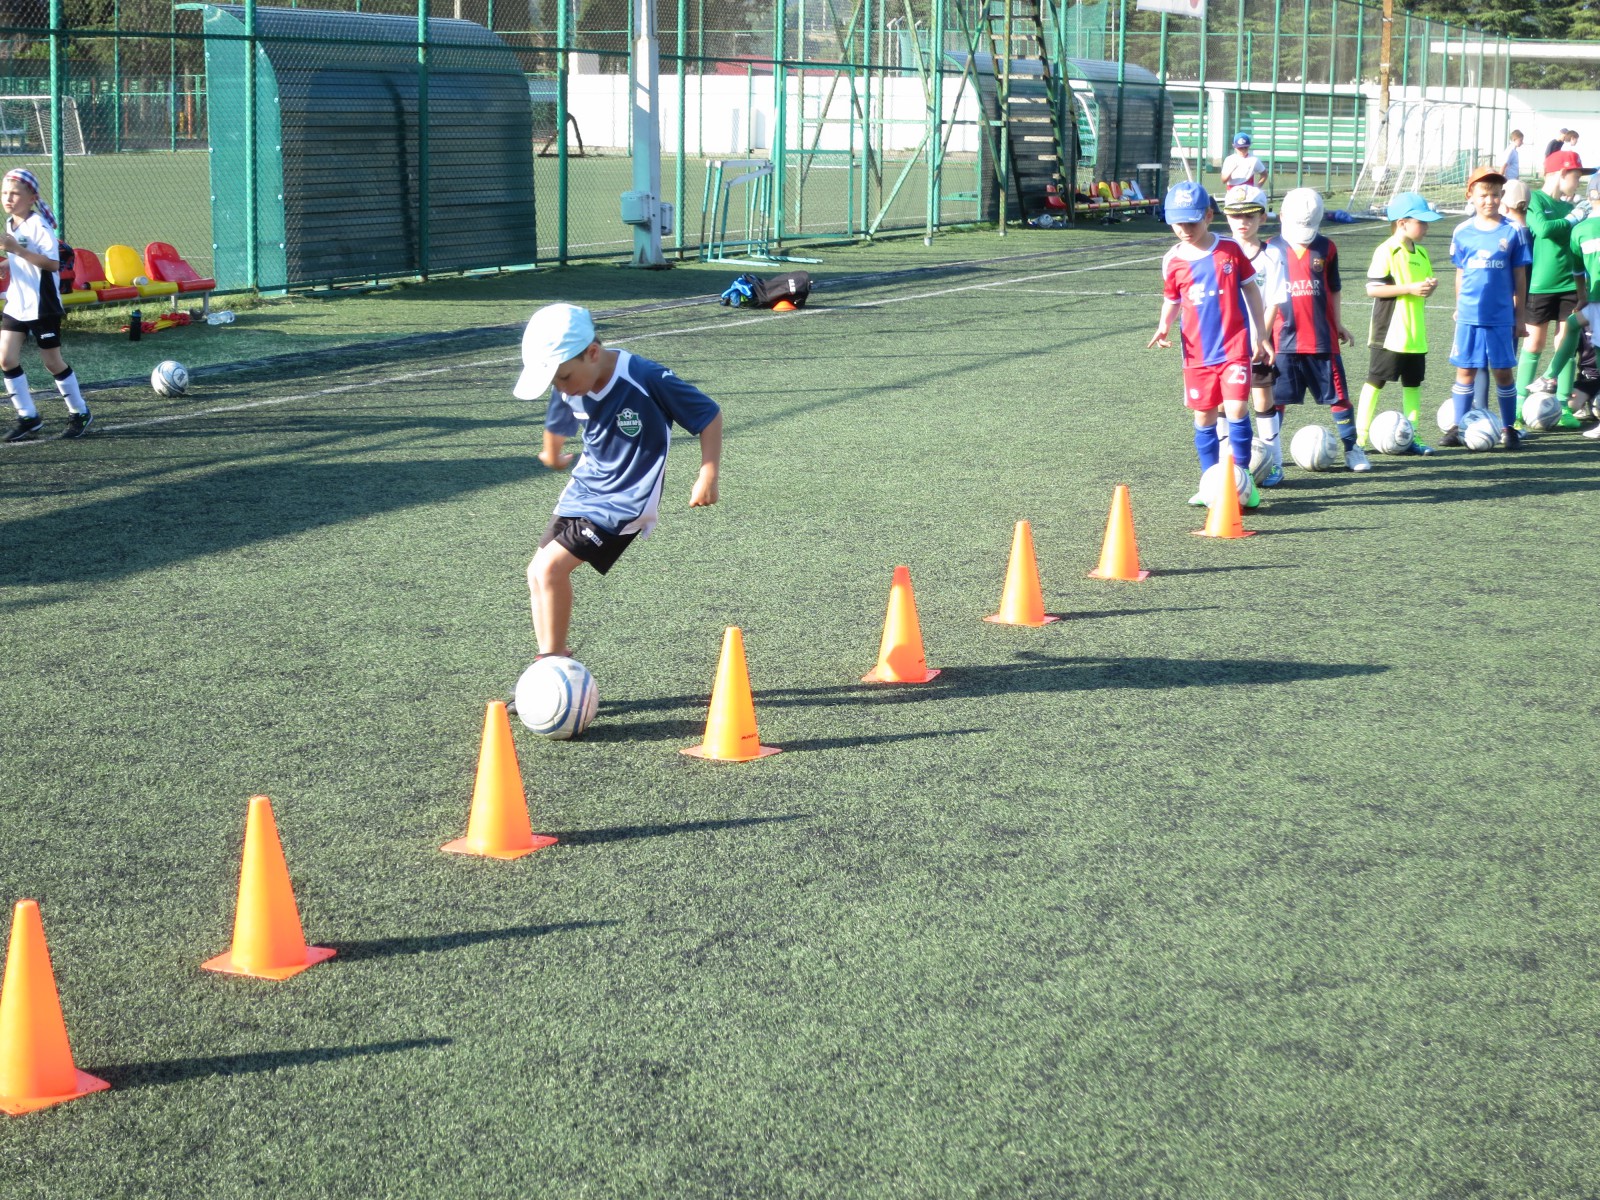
<box><xmin>1221</xmin><ymin>184</ymin><xmax>1285</xmax><ymax>484</ymax></box>
<box><xmin>514</xmin><ymin>303</ymin><xmax>723</xmax><ymax>660</ymax></box>
<box><xmin>0</xmin><ymin>168</ymin><xmax>91</xmax><ymax>441</ymax></box>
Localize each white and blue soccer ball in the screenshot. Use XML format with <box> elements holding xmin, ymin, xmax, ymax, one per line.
<box><xmin>1198</xmin><ymin>459</ymin><xmax>1253</xmax><ymax>507</ymax></box>
<box><xmin>1461</xmin><ymin>409</ymin><xmax>1503</xmax><ymax>452</ymax></box>
<box><xmin>1368</xmin><ymin>410</ymin><xmax>1415</xmax><ymax>455</ymax></box>
<box><xmin>1523</xmin><ymin>385</ymin><xmax>1563</xmax><ymax>431</ymax></box>
<box><xmin>514</xmin><ymin>656</ymin><xmax>598</xmax><ymax>740</ymax></box>
<box><xmin>1436</xmin><ymin>398</ymin><xmax>1458</xmax><ymax>434</ymax></box>
<box><xmin>1289</xmin><ymin>424</ymin><xmax>1340</xmax><ymax>471</ymax></box>
<box><xmin>1248</xmin><ymin>438</ymin><xmax>1274</xmax><ymax>483</ymax></box>
<box><xmin>151</xmin><ymin>360</ymin><xmax>189</xmax><ymax>397</ymax></box>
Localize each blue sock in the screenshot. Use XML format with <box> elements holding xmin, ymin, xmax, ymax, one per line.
<box><xmin>1330</xmin><ymin>404</ymin><xmax>1356</xmax><ymax>450</ymax></box>
<box><xmin>1497</xmin><ymin>383</ymin><xmax>1518</xmax><ymax>428</ymax></box>
<box><xmin>1228</xmin><ymin>417</ymin><xmax>1253</xmax><ymax>467</ymax></box>
<box><xmin>1194</xmin><ymin>425</ymin><xmax>1220</xmax><ymax>473</ymax></box>
<box><xmin>1451</xmin><ymin>383</ymin><xmax>1474</xmax><ymax>426</ymax></box>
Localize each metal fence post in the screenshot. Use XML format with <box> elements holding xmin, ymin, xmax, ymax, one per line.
<box><xmin>675</xmin><ymin>0</ymin><xmax>686</xmax><ymax>257</ymax></box>
<box><xmin>774</xmin><ymin>0</ymin><xmax>787</xmax><ymax>246</ymax></box>
<box><xmin>113</xmin><ymin>0</ymin><xmax>123</xmax><ymax>154</ymax></box>
<box><xmin>557</xmin><ymin>0</ymin><xmax>569</xmax><ymax>265</ymax></box>
<box><xmin>417</xmin><ymin>0</ymin><xmax>430</xmax><ymax>279</ymax></box>
<box><xmin>245</xmin><ymin>0</ymin><xmax>257</xmax><ymax>288</ymax></box>
<box><xmin>925</xmin><ymin>0</ymin><xmax>944</xmax><ymax>244</ymax></box>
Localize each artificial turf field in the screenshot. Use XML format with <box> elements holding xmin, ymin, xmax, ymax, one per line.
<box><xmin>3</xmin><ymin>226</ymin><xmax>1600</xmax><ymax>1198</ymax></box>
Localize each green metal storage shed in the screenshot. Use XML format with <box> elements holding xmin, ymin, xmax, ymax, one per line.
<box><xmin>201</xmin><ymin>4</ymin><xmax>536</xmax><ymax>290</ymax></box>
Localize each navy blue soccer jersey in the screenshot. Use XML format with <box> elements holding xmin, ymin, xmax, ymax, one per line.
<box><xmin>543</xmin><ymin>351</ymin><xmax>720</xmax><ymax>536</ymax></box>
<box><xmin>1450</xmin><ymin>217</ymin><xmax>1531</xmax><ymax>327</ymax></box>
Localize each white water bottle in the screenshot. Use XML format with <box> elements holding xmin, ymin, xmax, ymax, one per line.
<box><xmin>206</xmin><ymin>310</ymin><xmax>235</xmax><ymax>325</ymax></box>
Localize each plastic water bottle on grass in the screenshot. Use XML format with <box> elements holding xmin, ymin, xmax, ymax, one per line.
<box><xmin>206</xmin><ymin>310</ymin><xmax>235</xmax><ymax>326</ymax></box>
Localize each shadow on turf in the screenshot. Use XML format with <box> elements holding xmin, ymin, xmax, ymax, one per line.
<box><xmin>331</xmin><ymin>920</ymin><xmax>619</xmax><ymax>962</ymax></box>
<box><xmin>95</xmin><ymin>1037</ymin><xmax>452</xmax><ymax>1090</ymax></box>
<box><xmin>601</xmin><ymin>653</ymin><xmax>1388</xmax><ymax>731</ymax></box>
<box><xmin>550</xmin><ymin>813</ymin><xmax>809</xmax><ymax>844</ymax></box>
<box><xmin>0</xmin><ymin>455</ymin><xmax>548</xmax><ymax>586</ymax></box>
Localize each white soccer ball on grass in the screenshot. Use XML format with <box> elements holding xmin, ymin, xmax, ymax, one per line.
<box><xmin>1461</xmin><ymin>409</ymin><xmax>1503</xmax><ymax>452</ymax></box>
<box><xmin>1368</xmin><ymin>410</ymin><xmax>1415</xmax><ymax>455</ymax></box>
<box><xmin>1289</xmin><ymin>424</ymin><xmax>1340</xmax><ymax>471</ymax></box>
<box><xmin>1198</xmin><ymin>460</ymin><xmax>1254</xmax><ymax>508</ymax></box>
<box><xmin>1522</xmin><ymin>386</ymin><xmax>1563</xmax><ymax>431</ymax></box>
<box><xmin>151</xmin><ymin>360</ymin><xmax>189</xmax><ymax>397</ymax></box>
<box><xmin>513</xmin><ymin>656</ymin><xmax>599</xmax><ymax>740</ymax></box>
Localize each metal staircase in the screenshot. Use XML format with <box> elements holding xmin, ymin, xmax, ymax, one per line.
<box><xmin>977</xmin><ymin>0</ymin><xmax>1076</xmax><ymax>224</ymax></box>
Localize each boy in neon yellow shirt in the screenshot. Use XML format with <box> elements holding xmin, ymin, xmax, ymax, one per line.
<box><xmin>1355</xmin><ymin>192</ymin><xmax>1441</xmax><ymax>453</ymax></box>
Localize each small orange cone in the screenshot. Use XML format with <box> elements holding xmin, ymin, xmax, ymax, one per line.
<box><xmin>772</xmin><ymin>299</ymin><xmax>797</xmax><ymax>311</ymax></box>
<box><xmin>444</xmin><ymin>702</ymin><xmax>558</xmax><ymax>859</ymax></box>
<box><xmin>682</xmin><ymin>627</ymin><xmax>781</xmax><ymax>761</ymax></box>
<box><xmin>202</xmin><ymin>796</ymin><xmax>336</xmax><ymax>980</ymax></box>
<box><xmin>1194</xmin><ymin>448</ymin><xmax>1256</xmax><ymax>539</ymax></box>
<box><xmin>864</xmin><ymin>566</ymin><xmax>941</xmax><ymax>683</ymax></box>
<box><xmin>986</xmin><ymin>521</ymin><xmax>1060</xmax><ymax>625</ymax></box>
<box><xmin>0</xmin><ymin>901</ymin><xmax>109</xmax><ymax>1115</ymax></box>
<box><xmin>1088</xmin><ymin>485</ymin><xmax>1151</xmax><ymax>580</ymax></box>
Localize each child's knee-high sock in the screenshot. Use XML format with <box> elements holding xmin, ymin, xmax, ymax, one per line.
<box><xmin>1544</xmin><ymin>314</ymin><xmax>1582</xmax><ymax>381</ymax></box>
<box><xmin>1227</xmin><ymin>417</ymin><xmax>1253</xmax><ymax>467</ymax></box>
<box><xmin>1497</xmin><ymin>382</ymin><xmax>1519</xmax><ymax>429</ymax></box>
<box><xmin>1330</xmin><ymin>403</ymin><xmax>1357</xmax><ymax>450</ymax></box>
<box><xmin>4</xmin><ymin>366</ymin><xmax>34</xmax><ymax>418</ymax></box>
<box><xmin>1401</xmin><ymin>385</ymin><xmax>1423</xmax><ymax>426</ymax></box>
<box><xmin>1557</xmin><ymin>355</ymin><xmax>1578</xmax><ymax>404</ymax></box>
<box><xmin>1451</xmin><ymin>382</ymin><xmax>1474</xmax><ymax>426</ymax></box>
<box><xmin>1517</xmin><ymin>348</ymin><xmax>1542</xmax><ymax>401</ymax></box>
<box><xmin>1356</xmin><ymin>382</ymin><xmax>1381</xmax><ymax>443</ymax></box>
<box><xmin>51</xmin><ymin>366</ymin><xmax>86</xmax><ymax>415</ymax></box>
<box><xmin>1194</xmin><ymin>424</ymin><xmax>1220</xmax><ymax>473</ymax></box>
<box><xmin>1257</xmin><ymin>409</ymin><xmax>1282</xmax><ymax>462</ymax></box>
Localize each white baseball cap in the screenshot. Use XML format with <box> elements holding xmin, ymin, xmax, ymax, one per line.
<box><xmin>1278</xmin><ymin>188</ymin><xmax>1324</xmax><ymax>245</ymax></box>
<box><xmin>514</xmin><ymin>303</ymin><xmax>597</xmax><ymax>399</ymax></box>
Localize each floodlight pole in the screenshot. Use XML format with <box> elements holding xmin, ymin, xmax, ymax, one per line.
<box><xmin>48</xmin><ymin>0</ymin><xmax>63</xmax><ymax>230</ymax></box>
<box><xmin>627</xmin><ymin>0</ymin><xmax>668</xmax><ymax>267</ymax></box>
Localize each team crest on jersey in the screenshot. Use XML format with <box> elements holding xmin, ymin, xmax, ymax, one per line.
<box><xmin>616</xmin><ymin>407</ymin><xmax>643</xmax><ymax>437</ymax></box>
<box><xmin>1498</xmin><ymin>238</ymin><xmax>1509</xmax><ymax>252</ymax></box>
<box><xmin>1220</xmin><ymin>260</ymin><xmax>1234</xmax><ymax>276</ymax></box>
<box><xmin>1311</xmin><ymin>256</ymin><xmax>1324</xmax><ymax>272</ymax></box>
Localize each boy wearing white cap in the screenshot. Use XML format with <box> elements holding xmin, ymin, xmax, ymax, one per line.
<box><xmin>514</xmin><ymin>303</ymin><xmax>723</xmax><ymax>659</ymax></box>
<box><xmin>1261</xmin><ymin>187</ymin><xmax>1367</xmax><ymax>470</ymax></box>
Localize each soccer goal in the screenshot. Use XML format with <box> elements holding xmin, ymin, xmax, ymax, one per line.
<box><xmin>1350</xmin><ymin>100</ymin><xmax>1481</xmax><ymax>215</ymax></box>
<box><xmin>0</xmin><ymin>96</ymin><xmax>88</xmax><ymax>156</ymax></box>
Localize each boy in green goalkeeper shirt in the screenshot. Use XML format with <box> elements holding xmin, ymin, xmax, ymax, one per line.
<box><xmin>1356</xmin><ymin>192</ymin><xmax>1441</xmax><ymax>452</ymax></box>
<box><xmin>1534</xmin><ymin>186</ymin><xmax>1600</xmax><ymax>426</ymax></box>
<box><xmin>1518</xmin><ymin>150</ymin><xmax>1588</xmax><ymax>423</ymax></box>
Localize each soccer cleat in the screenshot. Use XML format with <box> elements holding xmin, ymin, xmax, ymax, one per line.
<box><xmin>1583</xmin><ymin>422</ymin><xmax>1600</xmax><ymax>440</ymax></box>
<box><xmin>1439</xmin><ymin>426</ymin><xmax>1464</xmax><ymax>448</ymax></box>
<box><xmin>1187</xmin><ymin>490</ymin><xmax>1206</xmax><ymax>507</ymax></box>
<box><xmin>60</xmin><ymin>409</ymin><xmax>92</xmax><ymax>439</ymax></box>
<box><xmin>1408</xmin><ymin>439</ymin><xmax>1436</xmax><ymax>456</ymax></box>
<box><xmin>1571</xmin><ymin>401</ymin><xmax>1595</xmax><ymax>422</ymax></box>
<box><xmin>4</xmin><ymin>414</ymin><xmax>42</xmax><ymax>442</ymax></box>
<box><xmin>1499</xmin><ymin>426</ymin><xmax>1520</xmax><ymax>450</ymax></box>
<box><xmin>1242</xmin><ymin>478</ymin><xmax>1262</xmax><ymax>509</ymax></box>
<box><xmin>1260</xmin><ymin>463</ymin><xmax>1285</xmax><ymax>487</ymax></box>
<box><xmin>1345</xmin><ymin>445</ymin><xmax>1373</xmax><ymax>472</ymax></box>
<box><xmin>1559</xmin><ymin>402</ymin><xmax>1582</xmax><ymax>429</ymax></box>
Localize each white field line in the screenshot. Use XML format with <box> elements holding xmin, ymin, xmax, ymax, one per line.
<box><xmin>53</xmin><ymin>251</ymin><xmax>1167</xmax><ymax>439</ymax></box>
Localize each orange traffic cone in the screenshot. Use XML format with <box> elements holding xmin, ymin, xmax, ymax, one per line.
<box><xmin>986</xmin><ymin>521</ymin><xmax>1060</xmax><ymax>625</ymax></box>
<box><xmin>1194</xmin><ymin>449</ymin><xmax>1256</xmax><ymax>540</ymax></box>
<box><xmin>444</xmin><ymin>701</ymin><xmax>558</xmax><ymax>860</ymax></box>
<box><xmin>682</xmin><ymin>627</ymin><xmax>781</xmax><ymax>761</ymax></box>
<box><xmin>772</xmin><ymin>299</ymin><xmax>797</xmax><ymax>312</ymax></box>
<box><xmin>864</xmin><ymin>566</ymin><xmax>941</xmax><ymax>683</ymax></box>
<box><xmin>0</xmin><ymin>901</ymin><xmax>109</xmax><ymax>1115</ymax></box>
<box><xmin>1088</xmin><ymin>485</ymin><xmax>1151</xmax><ymax>580</ymax></box>
<box><xmin>202</xmin><ymin>796</ymin><xmax>336</xmax><ymax>980</ymax></box>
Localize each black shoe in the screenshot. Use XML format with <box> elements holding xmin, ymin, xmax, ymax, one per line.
<box><xmin>1439</xmin><ymin>426</ymin><xmax>1464</xmax><ymax>448</ymax></box>
<box><xmin>1499</xmin><ymin>426</ymin><xmax>1520</xmax><ymax>450</ymax></box>
<box><xmin>4</xmin><ymin>414</ymin><xmax>42</xmax><ymax>442</ymax></box>
<box><xmin>60</xmin><ymin>409</ymin><xmax>92</xmax><ymax>439</ymax></box>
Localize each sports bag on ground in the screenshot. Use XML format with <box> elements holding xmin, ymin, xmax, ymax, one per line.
<box><xmin>719</xmin><ymin>270</ymin><xmax>812</xmax><ymax>308</ymax></box>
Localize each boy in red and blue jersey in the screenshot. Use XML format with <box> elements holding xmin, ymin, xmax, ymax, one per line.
<box><xmin>1261</xmin><ymin>188</ymin><xmax>1368</xmax><ymax>471</ymax></box>
<box><xmin>1150</xmin><ymin>179</ymin><xmax>1270</xmax><ymax>507</ymax></box>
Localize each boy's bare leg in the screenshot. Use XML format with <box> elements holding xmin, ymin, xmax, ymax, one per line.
<box><xmin>527</xmin><ymin>542</ymin><xmax>584</xmax><ymax>657</ymax></box>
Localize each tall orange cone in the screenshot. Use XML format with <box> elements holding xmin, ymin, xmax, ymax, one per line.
<box><xmin>986</xmin><ymin>521</ymin><xmax>1060</xmax><ymax>625</ymax></box>
<box><xmin>1088</xmin><ymin>485</ymin><xmax>1151</xmax><ymax>580</ymax></box>
<box><xmin>0</xmin><ymin>901</ymin><xmax>109</xmax><ymax>1115</ymax></box>
<box><xmin>864</xmin><ymin>566</ymin><xmax>941</xmax><ymax>682</ymax></box>
<box><xmin>444</xmin><ymin>701</ymin><xmax>558</xmax><ymax>859</ymax></box>
<box><xmin>682</xmin><ymin>627</ymin><xmax>781</xmax><ymax>761</ymax></box>
<box><xmin>202</xmin><ymin>796</ymin><xmax>336</xmax><ymax>980</ymax></box>
<box><xmin>1194</xmin><ymin>448</ymin><xmax>1256</xmax><ymax>539</ymax></box>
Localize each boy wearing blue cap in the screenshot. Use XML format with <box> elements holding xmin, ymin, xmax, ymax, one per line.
<box><xmin>1355</xmin><ymin>191</ymin><xmax>1442</xmax><ymax>452</ymax></box>
<box><xmin>515</xmin><ymin>303</ymin><xmax>723</xmax><ymax>659</ymax></box>
<box><xmin>1150</xmin><ymin>179</ymin><xmax>1270</xmax><ymax>505</ymax></box>
<box><xmin>1220</xmin><ymin>134</ymin><xmax>1267</xmax><ymax>193</ymax></box>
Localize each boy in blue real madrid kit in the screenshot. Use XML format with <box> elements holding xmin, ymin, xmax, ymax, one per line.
<box><xmin>514</xmin><ymin>303</ymin><xmax>723</xmax><ymax>658</ymax></box>
<box><xmin>1444</xmin><ymin>165</ymin><xmax>1531</xmax><ymax>448</ymax></box>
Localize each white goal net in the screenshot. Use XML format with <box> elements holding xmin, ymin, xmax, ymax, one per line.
<box><xmin>0</xmin><ymin>96</ymin><xmax>87</xmax><ymax>157</ymax></box>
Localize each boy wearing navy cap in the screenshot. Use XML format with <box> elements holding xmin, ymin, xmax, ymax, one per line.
<box><xmin>515</xmin><ymin>303</ymin><xmax>723</xmax><ymax>659</ymax></box>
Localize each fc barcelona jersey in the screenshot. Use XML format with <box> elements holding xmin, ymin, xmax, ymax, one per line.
<box><xmin>1265</xmin><ymin>234</ymin><xmax>1342</xmax><ymax>354</ymax></box>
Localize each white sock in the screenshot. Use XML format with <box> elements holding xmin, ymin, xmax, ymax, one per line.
<box><xmin>53</xmin><ymin>368</ymin><xmax>86</xmax><ymax>415</ymax></box>
<box><xmin>5</xmin><ymin>371</ymin><xmax>35</xmax><ymax>419</ymax></box>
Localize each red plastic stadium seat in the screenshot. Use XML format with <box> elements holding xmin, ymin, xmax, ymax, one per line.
<box><xmin>144</xmin><ymin>241</ymin><xmax>216</xmax><ymax>293</ymax></box>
